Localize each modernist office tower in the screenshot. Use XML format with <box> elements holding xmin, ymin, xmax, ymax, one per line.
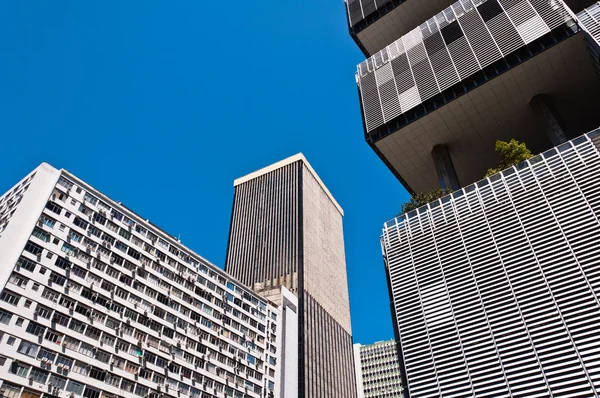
<box><xmin>348</xmin><ymin>0</ymin><xmax>600</xmax><ymax>194</ymax></box>
<box><xmin>0</xmin><ymin>163</ymin><xmax>286</xmax><ymax>398</ymax></box>
<box><xmin>382</xmin><ymin>129</ymin><xmax>600</xmax><ymax>396</ymax></box>
<box><xmin>353</xmin><ymin>340</ymin><xmax>404</xmax><ymax>398</ymax></box>
<box><xmin>225</xmin><ymin>154</ymin><xmax>356</xmax><ymax>398</ymax></box>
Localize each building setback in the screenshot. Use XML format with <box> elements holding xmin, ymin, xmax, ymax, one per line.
<box><xmin>0</xmin><ymin>163</ymin><xmax>292</xmax><ymax>398</ymax></box>
<box><xmin>225</xmin><ymin>154</ymin><xmax>356</xmax><ymax>398</ymax></box>
<box><xmin>382</xmin><ymin>130</ymin><xmax>600</xmax><ymax>396</ymax></box>
<box><xmin>354</xmin><ymin>340</ymin><xmax>404</xmax><ymax>398</ymax></box>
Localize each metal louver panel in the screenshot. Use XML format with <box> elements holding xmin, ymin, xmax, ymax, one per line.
<box><xmin>382</xmin><ymin>130</ymin><xmax>600</xmax><ymax>397</ymax></box>
<box><xmin>356</xmin><ymin>0</ymin><xmax>573</xmax><ymax>134</ymax></box>
<box><xmin>345</xmin><ymin>0</ymin><xmax>393</xmax><ymax>27</ymax></box>
<box><xmin>577</xmin><ymin>3</ymin><xmax>600</xmax><ymax>79</ymax></box>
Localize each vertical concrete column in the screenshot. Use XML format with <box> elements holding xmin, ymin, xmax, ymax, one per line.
<box><xmin>530</xmin><ymin>94</ymin><xmax>568</xmax><ymax>146</ymax></box>
<box><xmin>431</xmin><ymin>145</ymin><xmax>460</xmax><ymax>191</ymax></box>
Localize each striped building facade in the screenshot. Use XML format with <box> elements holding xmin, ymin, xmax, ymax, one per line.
<box><xmin>225</xmin><ymin>154</ymin><xmax>356</xmax><ymax>398</ymax></box>
<box><xmin>382</xmin><ymin>130</ymin><xmax>600</xmax><ymax>397</ymax></box>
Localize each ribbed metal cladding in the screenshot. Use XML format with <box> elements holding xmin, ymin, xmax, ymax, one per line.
<box><xmin>578</xmin><ymin>2</ymin><xmax>600</xmax><ymax>77</ymax></box>
<box><xmin>382</xmin><ymin>130</ymin><xmax>600</xmax><ymax>397</ymax></box>
<box><xmin>226</xmin><ymin>157</ymin><xmax>356</xmax><ymax>398</ymax></box>
<box><xmin>226</xmin><ymin>162</ymin><xmax>301</xmax><ymax>294</ymax></box>
<box><xmin>356</xmin><ymin>0</ymin><xmax>574</xmax><ymax>133</ymax></box>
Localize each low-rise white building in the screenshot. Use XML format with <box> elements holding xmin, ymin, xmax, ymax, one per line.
<box><xmin>0</xmin><ymin>163</ymin><xmax>296</xmax><ymax>398</ymax></box>
<box><xmin>354</xmin><ymin>340</ymin><xmax>404</xmax><ymax>398</ymax></box>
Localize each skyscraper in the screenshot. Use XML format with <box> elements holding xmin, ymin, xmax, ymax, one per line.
<box><xmin>349</xmin><ymin>0</ymin><xmax>600</xmax><ymax>193</ymax></box>
<box><xmin>225</xmin><ymin>153</ymin><xmax>356</xmax><ymax>398</ymax></box>
<box><xmin>382</xmin><ymin>129</ymin><xmax>600</xmax><ymax>396</ymax></box>
<box><xmin>354</xmin><ymin>340</ymin><xmax>404</xmax><ymax>398</ymax></box>
<box><xmin>345</xmin><ymin>0</ymin><xmax>600</xmax><ymax>396</ymax></box>
<box><xmin>0</xmin><ymin>163</ymin><xmax>291</xmax><ymax>398</ymax></box>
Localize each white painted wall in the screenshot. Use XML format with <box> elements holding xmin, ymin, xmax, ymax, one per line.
<box><xmin>353</xmin><ymin>343</ymin><xmax>365</xmax><ymax>398</ymax></box>
<box><xmin>274</xmin><ymin>286</ymin><xmax>298</xmax><ymax>398</ymax></box>
<box><xmin>0</xmin><ymin>163</ymin><xmax>59</xmax><ymax>290</ymax></box>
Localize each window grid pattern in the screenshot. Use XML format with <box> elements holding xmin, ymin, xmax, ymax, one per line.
<box><xmin>0</xmin><ymin>172</ymin><xmax>280</xmax><ymax>398</ymax></box>
<box><xmin>382</xmin><ymin>130</ymin><xmax>600</xmax><ymax>397</ymax></box>
<box><xmin>356</xmin><ymin>0</ymin><xmax>573</xmax><ymax>133</ymax></box>
<box><xmin>358</xmin><ymin>340</ymin><xmax>404</xmax><ymax>398</ymax></box>
<box><xmin>0</xmin><ymin>172</ymin><xmax>35</xmax><ymax>238</ymax></box>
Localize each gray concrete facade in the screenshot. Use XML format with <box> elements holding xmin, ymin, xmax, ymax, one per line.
<box><xmin>225</xmin><ymin>154</ymin><xmax>357</xmax><ymax>398</ymax></box>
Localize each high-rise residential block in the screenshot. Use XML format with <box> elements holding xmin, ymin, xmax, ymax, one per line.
<box><xmin>0</xmin><ymin>163</ymin><xmax>293</xmax><ymax>398</ymax></box>
<box><xmin>354</xmin><ymin>340</ymin><xmax>404</xmax><ymax>398</ymax></box>
<box><xmin>382</xmin><ymin>130</ymin><xmax>600</xmax><ymax>396</ymax></box>
<box><xmin>351</xmin><ymin>0</ymin><xmax>600</xmax><ymax>193</ymax></box>
<box><xmin>225</xmin><ymin>154</ymin><xmax>356</xmax><ymax>398</ymax></box>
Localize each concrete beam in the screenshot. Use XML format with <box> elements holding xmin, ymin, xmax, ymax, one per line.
<box><xmin>530</xmin><ymin>94</ymin><xmax>569</xmax><ymax>146</ymax></box>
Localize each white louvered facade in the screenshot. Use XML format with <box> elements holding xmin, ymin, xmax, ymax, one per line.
<box><xmin>356</xmin><ymin>0</ymin><xmax>575</xmax><ymax>133</ymax></box>
<box><xmin>382</xmin><ymin>130</ymin><xmax>600</xmax><ymax>397</ymax></box>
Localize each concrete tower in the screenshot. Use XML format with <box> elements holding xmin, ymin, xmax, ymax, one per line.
<box><xmin>225</xmin><ymin>154</ymin><xmax>356</xmax><ymax>398</ymax></box>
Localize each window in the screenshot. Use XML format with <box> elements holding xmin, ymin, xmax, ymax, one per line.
<box><xmin>48</xmin><ymin>374</ymin><xmax>67</xmax><ymax>389</ymax></box>
<box><xmin>63</xmin><ymin>336</ymin><xmax>79</xmax><ymax>351</ymax></box>
<box><xmin>6</xmin><ymin>336</ymin><xmax>15</xmax><ymax>345</ymax></box>
<box><xmin>95</xmin><ymin>349</ymin><xmax>111</xmax><ymax>364</ymax></box>
<box><xmin>120</xmin><ymin>379</ymin><xmax>134</xmax><ymax>393</ymax></box>
<box><xmin>84</xmin><ymin>192</ymin><xmax>98</xmax><ymax>205</ymax></box>
<box><xmin>8</xmin><ymin>273</ymin><xmax>27</xmax><ymax>288</ymax></box>
<box><xmin>45</xmin><ymin>201</ymin><xmax>63</xmax><ymax>215</ymax></box>
<box><xmin>35</xmin><ymin>304</ymin><xmax>52</xmax><ymax>319</ymax></box>
<box><xmin>50</xmin><ymin>272</ymin><xmax>66</xmax><ymax>286</ymax></box>
<box><xmin>0</xmin><ymin>290</ymin><xmax>20</xmax><ymax>305</ymax></box>
<box><xmin>24</xmin><ymin>241</ymin><xmax>43</xmax><ymax>256</ymax></box>
<box><xmin>31</xmin><ymin>228</ymin><xmax>50</xmax><ymax>242</ymax></box>
<box><xmin>41</xmin><ymin>287</ymin><xmax>59</xmax><ymax>302</ymax></box>
<box><xmin>29</xmin><ymin>367</ymin><xmax>49</xmax><ymax>383</ymax></box>
<box><xmin>55</xmin><ymin>256</ymin><xmax>71</xmax><ymax>270</ymax></box>
<box><xmin>79</xmin><ymin>342</ymin><xmax>95</xmax><ymax>357</ymax></box>
<box><xmin>17</xmin><ymin>256</ymin><xmax>36</xmax><ymax>272</ymax></box>
<box><xmin>44</xmin><ymin>330</ymin><xmax>62</xmax><ymax>344</ymax></box>
<box><xmin>16</xmin><ymin>317</ymin><xmax>24</xmax><ymax>326</ymax></box>
<box><xmin>61</xmin><ymin>242</ymin><xmax>77</xmax><ymax>256</ymax></box>
<box><xmin>66</xmin><ymin>380</ymin><xmax>85</xmax><ymax>396</ymax></box>
<box><xmin>89</xmin><ymin>366</ymin><xmax>107</xmax><ymax>381</ymax></box>
<box><xmin>18</xmin><ymin>340</ymin><xmax>39</xmax><ymax>357</ymax></box>
<box><xmin>39</xmin><ymin>214</ymin><xmax>56</xmax><ymax>228</ymax></box>
<box><xmin>21</xmin><ymin>390</ymin><xmax>40</xmax><ymax>398</ymax></box>
<box><xmin>53</xmin><ymin>312</ymin><xmax>70</xmax><ymax>327</ymax></box>
<box><xmin>56</xmin><ymin>355</ymin><xmax>73</xmax><ymax>369</ymax></box>
<box><xmin>83</xmin><ymin>387</ymin><xmax>101</xmax><ymax>398</ymax></box>
<box><xmin>1</xmin><ymin>382</ymin><xmax>21</xmax><ymax>398</ymax></box>
<box><xmin>73</xmin><ymin>216</ymin><xmax>89</xmax><ymax>230</ymax></box>
<box><xmin>73</xmin><ymin>360</ymin><xmax>90</xmax><ymax>376</ymax></box>
<box><xmin>37</xmin><ymin>348</ymin><xmax>56</xmax><ymax>363</ymax></box>
<box><xmin>0</xmin><ymin>309</ymin><xmax>12</xmax><ymax>324</ymax></box>
<box><xmin>69</xmin><ymin>230</ymin><xmax>82</xmax><ymax>243</ymax></box>
<box><xmin>105</xmin><ymin>373</ymin><xmax>120</xmax><ymax>387</ymax></box>
<box><xmin>9</xmin><ymin>361</ymin><xmax>30</xmax><ymax>377</ymax></box>
<box><xmin>134</xmin><ymin>385</ymin><xmax>149</xmax><ymax>397</ymax></box>
<box><xmin>25</xmin><ymin>321</ymin><xmax>45</xmax><ymax>336</ymax></box>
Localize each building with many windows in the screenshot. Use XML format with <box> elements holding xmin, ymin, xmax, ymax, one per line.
<box><xmin>353</xmin><ymin>340</ymin><xmax>404</xmax><ymax>398</ymax></box>
<box><xmin>225</xmin><ymin>154</ymin><xmax>356</xmax><ymax>398</ymax></box>
<box><xmin>0</xmin><ymin>163</ymin><xmax>294</xmax><ymax>398</ymax></box>
<box><xmin>382</xmin><ymin>129</ymin><xmax>600</xmax><ymax>396</ymax></box>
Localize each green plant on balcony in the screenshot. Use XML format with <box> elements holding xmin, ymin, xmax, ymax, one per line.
<box><xmin>485</xmin><ymin>139</ymin><xmax>533</xmax><ymax>177</ymax></box>
<box><xmin>400</xmin><ymin>188</ymin><xmax>454</xmax><ymax>215</ymax></box>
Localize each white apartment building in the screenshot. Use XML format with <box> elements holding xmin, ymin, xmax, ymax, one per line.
<box><xmin>0</xmin><ymin>163</ymin><xmax>297</xmax><ymax>398</ymax></box>
<box><xmin>353</xmin><ymin>340</ymin><xmax>404</xmax><ymax>398</ymax></box>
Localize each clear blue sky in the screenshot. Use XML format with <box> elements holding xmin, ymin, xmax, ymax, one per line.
<box><xmin>0</xmin><ymin>1</ymin><xmax>408</xmax><ymax>345</ymax></box>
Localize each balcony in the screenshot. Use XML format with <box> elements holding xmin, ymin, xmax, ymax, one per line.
<box><xmin>355</xmin><ymin>0</ymin><xmax>600</xmax><ymax>193</ymax></box>
<box><xmin>346</xmin><ymin>0</ymin><xmax>457</xmax><ymax>56</ymax></box>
